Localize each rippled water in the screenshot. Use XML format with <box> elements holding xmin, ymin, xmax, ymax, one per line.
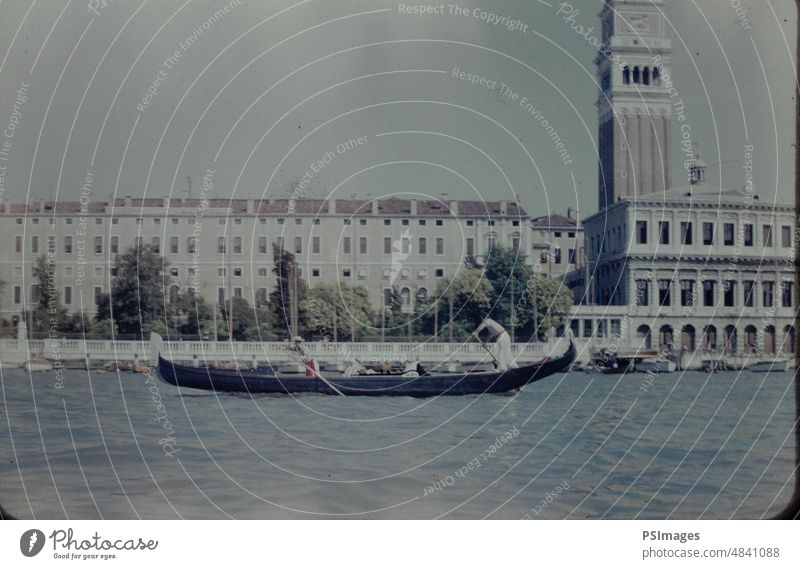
<box><xmin>0</xmin><ymin>367</ymin><xmax>795</xmax><ymax>519</ymax></box>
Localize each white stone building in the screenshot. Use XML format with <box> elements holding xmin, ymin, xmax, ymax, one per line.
<box><xmin>0</xmin><ymin>195</ymin><xmax>530</xmax><ymax>324</ymax></box>
<box><xmin>565</xmin><ymin>0</ymin><xmax>796</xmax><ymax>363</ymax></box>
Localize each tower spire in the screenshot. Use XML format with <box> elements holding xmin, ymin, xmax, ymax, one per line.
<box><xmin>597</xmin><ymin>0</ymin><xmax>673</xmax><ymax>209</ymax></box>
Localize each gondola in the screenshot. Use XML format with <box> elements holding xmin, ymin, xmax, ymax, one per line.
<box><xmin>152</xmin><ymin>335</ymin><xmax>576</xmax><ymax>397</ymax></box>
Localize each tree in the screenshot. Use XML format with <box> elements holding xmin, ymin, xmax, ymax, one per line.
<box><xmin>301</xmin><ymin>282</ymin><xmax>374</xmax><ymax>341</ymax></box>
<box><xmin>425</xmin><ymin>269</ymin><xmax>495</xmax><ymax>339</ymax></box>
<box><xmin>173</xmin><ymin>290</ymin><xmax>215</xmax><ymax>338</ymax></box>
<box><xmin>31</xmin><ymin>255</ymin><xmax>70</xmax><ymax>333</ymax></box>
<box><xmin>219</xmin><ymin>296</ymin><xmax>256</xmax><ymax>340</ymax></box>
<box><xmin>99</xmin><ymin>245</ymin><xmax>171</xmax><ymax>336</ymax></box>
<box><xmin>269</xmin><ymin>243</ymin><xmax>307</xmax><ymax>338</ymax></box>
<box><xmin>477</xmin><ymin>245</ymin><xmax>530</xmax><ymax>328</ymax></box>
<box><xmin>511</xmin><ymin>273</ymin><xmax>573</xmax><ymax>341</ymax></box>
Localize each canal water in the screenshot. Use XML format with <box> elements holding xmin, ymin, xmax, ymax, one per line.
<box><xmin>0</xmin><ymin>368</ymin><xmax>794</xmax><ymax>519</ymax></box>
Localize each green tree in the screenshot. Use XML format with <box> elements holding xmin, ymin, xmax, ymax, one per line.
<box><xmin>218</xmin><ymin>296</ymin><xmax>256</xmax><ymax>340</ymax></box>
<box><xmin>31</xmin><ymin>255</ymin><xmax>70</xmax><ymax>333</ymax></box>
<box><xmin>425</xmin><ymin>269</ymin><xmax>495</xmax><ymax>339</ymax></box>
<box><xmin>173</xmin><ymin>290</ymin><xmax>215</xmax><ymax>338</ymax></box>
<box><xmin>269</xmin><ymin>243</ymin><xmax>307</xmax><ymax>338</ymax></box>
<box><xmin>477</xmin><ymin>245</ymin><xmax>530</xmax><ymax>328</ymax></box>
<box><xmin>301</xmin><ymin>282</ymin><xmax>374</xmax><ymax>341</ymax></box>
<box><xmin>511</xmin><ymin>273</ymin><xmax>573</xmax><ymax>341</ymax></box>
<box><xmin>99</xmin><ymin>245</ymin><xmax>171</xmax><ymax>336</ymax></box>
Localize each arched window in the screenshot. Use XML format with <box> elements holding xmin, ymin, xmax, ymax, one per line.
<box><xmin>764</xmin><ymin>325</ymin><xmax>776</xmax><ymax>354</ymax></box>
<box><xmin>169</xmin><ymin>285</ymin><xmax>180</xmax><ymax>304</ymax></box>
<box><xmin>783</xmin><ymin>325</ymin><xmax>796</xmax><ymax>354</ymax></box>
<box><xmin>703</xmin><ymin>325</ymin><xmax>717</xmax><ymax>351</ymax></box>
<box><xmin>623</xmin><ymin>65</ymin><xmax>630</xmax><ymax>84</ymax></box>
<box><xmin>643</xmin><ymin>66</ymin><xmax>650</xmax><ymax>85</ymax></box>
<box><xmin>255</xmin><ymin>288</ymin><xmax>268</xmax><ymax>307</ymax></box>
<box><xmin>681</xmin><ymin>324</ymin><xmax>696</xmax><ymax>351</ymax></box>
<box><xmin>744</xmin><ymin>325</ymin><xmax>758</xmax><ymax>353</ymax></box>
<box><xmin>659</xmin><ymin>325</ymin><xmax>674</xmax><ymax>350</ymax></box>
<box><xmin>400</xmin><ymin>287</ymin><xmax>412</xmax><ymax>309</ymax></box>
<box><xmin>652</xmin><ymin>67</ymin><xmax>661</xmax><ymax>85</ymax></box>
<box><xmin>633</xmin><ymin>66</ymin><xmax>641</xmax><ymax>84</ymax></box>
<box><xmin>637</xmin><ymin>325</ymin><xmax>652</xmax><ymax>349</ymax></box>
<box><xmin>724</xmin><ymin>325</ymin><xmax>737</xmax><ymax>353</ymax></box>
<box><xmin>416</xmin><ymin>287</ymin><xmax>428</xmax><ymax>302</ymax></box>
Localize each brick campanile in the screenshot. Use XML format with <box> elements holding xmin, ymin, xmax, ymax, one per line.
<box><xmin>597</xmin><ymin>0</ymin><xmax>673</xmax><ymax>210</ymax></box>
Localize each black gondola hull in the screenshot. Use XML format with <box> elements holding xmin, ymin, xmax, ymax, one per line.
<box><xmin>156</xmin><ymin>341</ymin><xmax>575</xmax><ymax>397</ymax></box>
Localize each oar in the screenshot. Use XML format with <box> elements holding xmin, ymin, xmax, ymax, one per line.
<box><xmin>473</xmin><ymin>333</ymin><xmax>500</xmax><ymax>366</ymax></box>
<box><xmin>287</xmin><ymin>350</ymin><xmax>346</xmax><ymax>396</ymax></box>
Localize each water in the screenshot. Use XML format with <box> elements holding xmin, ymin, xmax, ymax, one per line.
<box><xmin>0</xmin><ymin>368</ymin><xmax>795</xmax><ymax>519</ymax></box>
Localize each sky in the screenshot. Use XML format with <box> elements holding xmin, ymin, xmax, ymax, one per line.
<box><xmin>0</xmin><ymin>0</ymin><xmax>795</xmax><ymax>220</ymax></box>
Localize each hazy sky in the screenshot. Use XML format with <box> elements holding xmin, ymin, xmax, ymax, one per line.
<box><xmin>0</xmin><ymin>0</ymin><xmax>795</xmax><ymax>219</ymax></box>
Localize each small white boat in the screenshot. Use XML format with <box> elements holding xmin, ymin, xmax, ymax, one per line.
<box><xmin>24</xmin><ymin>359</ymin><xmax>53</xmax><ymax>372</ymax></box>
<box><xmin>749</xmin><ymin>359</ymin><xmax>790</xmax><ymax>372</ymax></box>
<box><xmin>634</xmin><ymin>358</ymin><xmax>677</xmax><ymax>373</ymax></box>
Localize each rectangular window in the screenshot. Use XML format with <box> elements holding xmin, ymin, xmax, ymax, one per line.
<box><xmin>15</xmin><ymin>236</ymin><xmax>21</xmax><ymax>253</ymax></box>
<box><xmin>171</xmin><ymin>236</ymin><xmax>179</xmax><ymax>254</ymax></box>
<box><xmin>64</xmin><ymin>236</ymin><xmax>73</xmax><ymax>254</ymax></box>
<box><xmin>724</xmin><ymin>281</ymin><xmax>736</xmax><ymax>307</ymax></box>
<box><xmin>680</xmin><ymin>280</ymin><xmax>694</xmax><ymax>307</ymax></box>
<box><xmin>94</xmin><ymin>236</ymin><xmax>103</xmax><ymax>254</ymax></box>
<box><xmin>435</xmin><ymin>237</ymin><xmax>444</xmax><ymax>255</ymax></box>
<box><xmin>680</xmin><ymin>221</ymin><xmax>693</xmax><ymax>245</ymax></box>
<box><xmin>233</xmin><ymin>236</ymin><xmax>242</xmax><ymax>254</ymax></box>
<box><xmin>31</xmin><ymin>236</ymin><xmax>39</xmax><ymax>254</ymax></box>
<box><xmin>111</xmin><ymin>236</ymin><xmax>119</xmax><ymax>254</ymax></box>
<box><xmin>703</xmin><ymin>280</ymin><xmax>715</xmax><ymax>306</ymax></box>
<box><xmin>418</xmin><ymin>237</ymin><xmax>427</xmax><ymax>255</ymax></box>
<box><xmin>152</xmin><ymin>236</ymin><xmax>160</xmax><ymax>254</ymax></box>
<box><xmin>343</xmin><ymin>236</ymin><xmax>351</xmax><ymax>254</ymax></box>
<box><xmin>703</xmin><ymin>222</ymin><xmax>714</xmax><ymax>245</ymax></box>
<box><xmin>762</xmin><ymin>281</ymin><xmax>774</xmax><ymax>307</ymax></box>
<box><xmin>187</xmin><ymin>237</ymin><xmax>197</xmax><ymax>255</ymax></box>
<box><xmin>782</xmin><ymin>282</ymin><xmax>793</xmax><ymax>307</ymax></box>
<box><xmin>568</xmin><ymin>248</ymin><xmax>576</xmax><ymax>265</ymax></box>
<box><xmin>724</xmin><ymin>223</ymin><xmax>735</xmax><ymax>246</ymax></box>
<box><xmin>554</xmin><ymin>248</ymin><xmax>562</xmax><ymax>264</ymax></box>
<box><xmin>359</xmin><ymin>219</ymin><xmax>366</xmax><ymax>226</ymax></box>
<box><xmin>435</xmin><ymin>268</ymin><xmax>444</xmax><ymax>278</ymax></box>
<box><xmin>782</xmin><ymin>225</ymin><xmax>792</xmax><ymax>247</ymax></box>
<box><xmin>466</xmin><ymin>238</ymin><xmax>474</xmax><ymax>257</ymax></box>
<box><xmin>312</xmin><ymin>268</ymin><xmax>320</xmax><ymax>277</ymax></box>
<box><xmin>359</xmin><ymin>236</ymin><xmax>367</xmax><ymax>255</ymax></box>
<box><xmin>636</xmin><ymin>221</ymin><xmax>648</xmax><ymax>244</ymax></box>
<box><xmin>763</xmin><ymin>225</ymin><xmax>773</xmax><ymax>247</ymax></box>
<box><xmin>64</xmin><ymin>286</ymin><xmax>72</xmax><ymax>305</ymax></box>
<box><xmin>659</xmin><ymin>221</ymin><xmax>669</xmax><ymax>244</ymax></box>
<box><xmin>402</xmin><ymin>237</ymin><xmax>410</xmax><ymax>255</ymax></box>
<box><xmin>94</xmin><ymin>287</ymin><xmax>102</xmax><ymax>303</ymax></box>
<box><xmin>14</xmin><ymin>285</ymin><xmax>21</xmax><ymax>304</ymax></box>
<box><xmin>384</xmin><ymin>219</ymin><xmax>391</xmax><ymax>226</ymax></box>
<box><xmin>233</xmin><ymin>268</ymin><xmax>242</xmax><ymax>277</ymax></box>
<box><xmin>312</xmin><ymin>236</ymin><xmax>320</xmax><ymax>254</ymax></box>
<box><xmin>218</xmin><ymin>288</ymin><xmax>226</xmax><ymax>305</ymax></box>
<box><xmin>295</xmin><ymin>236</ymin><xmax>302</xmax><ymax>254</ymax></box>
<box><xmin>343</xmin><ymin>268</ymin><xmax>351</xmax><ymax>278</ymax></box>
<box><xmin>217</xmin><ymin>237</ymin><xmax>226</xmax><ymax>254</ymax></box>
<box><xmin>384</xmin><ymin>237</ymin><xmax>392</xmax><ymax>254</ymax></box>
<box><xmin>635</xmin><ymin>280</ymin><xmax>649</xmax><ymax>306</ymax></box>
<box><xmin>743</xmin><ymin>280</ymin><xmax>755</xmax><ymax>307</ymax></box>
<box><xmin>583</xmin><ymin>319</ymin><xmax>593</xmax><ymax>338</ymax></box>
<box><xmin>744</xmin><ymin>223</ymin><xmax>754</xmax><ymax>246</ymax></box>
<box><xmin>259</xmin><ymin>236</ymin><xmax>268</xmax><ymax>254</ymax></box>
<box><xmin>658</xmin><ymin>279</ymin><xmax>671</xmax><ymax>306</ymax></box>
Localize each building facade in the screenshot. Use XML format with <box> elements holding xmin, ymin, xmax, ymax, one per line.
<box><xmin>530</xmin><ymin>211</ymin><xmax>584</xmax><ymax>280</ymax></box>
<box><xmin>571</xmin><ymin>168</ymin><xmax>796</xmax><ymax>358</ymax></box>
<box><xmin>0</xmin><ymin>196</ymin><xmax>531</xmax><ymax>323</ymax></box>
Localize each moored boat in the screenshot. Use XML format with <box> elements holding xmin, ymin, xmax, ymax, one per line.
<box><xmin>151</xmin><ymin>334</ymin><xmax>576</xmax><ymax>397</ymax></box>
<box><xmin>748</xmin><ymin>359</ymin><xmax>790</xmax><ymax>373</ymax></box>
<box><xmin>24</xmin><ymin>359</ymin><xmax>53</xmax><ymax>372</ymax></box>
<box><xmin>634</xmin><ymin>358</ymin><xmax>677</xmax><ymax>374</ymax></box>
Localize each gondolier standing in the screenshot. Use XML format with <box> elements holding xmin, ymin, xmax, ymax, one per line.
<box><xmin>472</xmin><ymin>317</ymin><xmax>517</xmax><ymax>371</ymax></box>
<box><xmin>290</xmin><ymin>336</ymin><xmax>319</xmax><ymax>376</ymax></box>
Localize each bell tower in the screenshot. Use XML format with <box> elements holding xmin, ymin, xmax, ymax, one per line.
<box><xmin>597</xmin><ymin>0</ymin><xmax>673</xmax><ymax>209</ymax></box>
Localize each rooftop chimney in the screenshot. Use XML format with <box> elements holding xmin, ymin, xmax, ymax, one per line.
<box><xmin>410</xmin><ymin>199</ymin><xmax>417</xmax><ymax>215</ymax></box>
<box><xmin>499</xmin><ymin>200</ymin><xmax>508</xmax><ymax>215</ymax></box>
<box><xmin>450</xmin><ymin>199</ymin><xmax>458</xmax><ymax>215</ymax></box>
